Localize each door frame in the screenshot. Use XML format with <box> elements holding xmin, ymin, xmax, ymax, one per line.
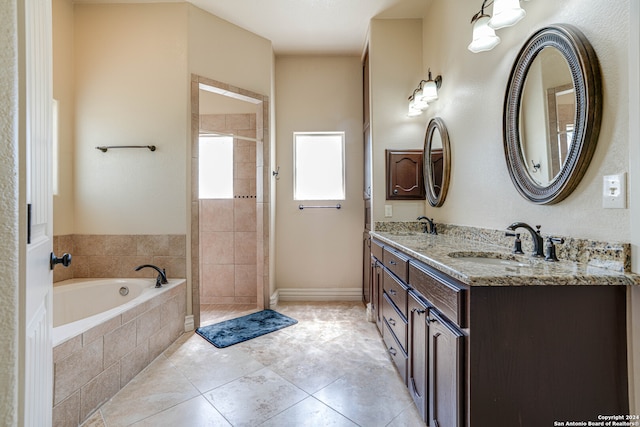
<box><xmin>189</xmin><ymin>74</ymin><xmax>270</xmax><ymax>328</ymax></box>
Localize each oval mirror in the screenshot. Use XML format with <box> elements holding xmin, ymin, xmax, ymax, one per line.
<box><xmin>423</xmin><ymin>117</ymin><xmax>451</xmax><ymax>207</ymax></box>
<box><xmin>504</xmin><ymin>24</ymin><xmax>602</xmax><ymax>204</ymax></box>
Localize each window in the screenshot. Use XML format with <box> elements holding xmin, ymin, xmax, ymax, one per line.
<box><xmin>199</xmin><ymin>135</ymin><xmax>233</xmax><ymax>199</ymax></box>
<box><xmin>294</xmin><ymin>132</ymin><xmax>345</xmax><ymax>200</ymax></box>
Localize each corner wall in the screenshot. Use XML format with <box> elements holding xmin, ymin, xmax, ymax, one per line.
<box><xmin>274</xmin><ymin>56</ymin><xmax>363</xmax><ymax>297</ymax></box>
<box><xmin>418</xmin><ymin>0</ymin><xmax>629</xmax><ymax>242</ymax></box>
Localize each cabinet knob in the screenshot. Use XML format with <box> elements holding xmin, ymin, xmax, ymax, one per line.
<box><xmin>389</xmin><ymin>347</ymin><xmax>397</xmax><ymax>356</ymax></box>
<box><xmin>388</xmin><ymin>289</ymin><xmax>397</xmax><ymax>296</ymax></box>
<box><xmin>388</xmin><ymin>260</ymin><xmax>397</xmax><ymax>265</ymax></box>
<box><xmin>388</xmin><ymin>318</ymin><xmax>396</xmax><ymax>326</ymax></box>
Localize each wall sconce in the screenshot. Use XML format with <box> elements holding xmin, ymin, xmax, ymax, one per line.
<box><xmin>468</xmin><ymin>0</ymin><xmax>529</xmax><ymax>53</ymax></box>
<box><xmin>407</xmin><ymin>70</ymin><xmax>442</xmax><ymax>117</ymax></box>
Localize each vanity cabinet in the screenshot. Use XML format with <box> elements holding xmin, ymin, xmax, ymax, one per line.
<box><xmin>370</xmin><ymin>236</ymin><xmax>629</xmax><ymax>427</ymax></box>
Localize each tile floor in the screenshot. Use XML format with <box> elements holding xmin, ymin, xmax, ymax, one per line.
<box><xmin>81</xmin><ymin>302</ymin><xmax>425</xmax><ymax>427</ymax></box>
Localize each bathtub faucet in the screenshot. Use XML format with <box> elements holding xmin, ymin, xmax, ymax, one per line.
<box><xmin>134</xmin><ymin>264</ymin><xmax>168</xmax><ymax>288</ymax></box>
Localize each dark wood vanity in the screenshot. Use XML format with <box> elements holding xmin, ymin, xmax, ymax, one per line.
<box><xmin>370</xmin><ymin>236</ymin><xmax>629</xmax><ymax>427</ymax></box>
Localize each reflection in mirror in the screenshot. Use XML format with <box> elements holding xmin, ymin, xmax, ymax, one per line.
<box><xmin>520</xmin><ymin>47</ymin><xmax>575</xmax><ymax>186</ymax></box>
<box><xmin>504</xmin><ymin>24</ymin><xmax>602</xmax><ymax>204</ymax></box>
<box><xmin>424</xmin><ymin>117</ymin><xmax>450</xmax><ymax>207</ymax></box>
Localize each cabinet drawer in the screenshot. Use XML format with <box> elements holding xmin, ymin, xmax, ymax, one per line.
<box><xmin>383</xmin><ymin>246</ymin><xmax>409</xmax><ymax>282</ymax></box>
<box><xmin>371</xmin><ymin>238</ymin><xmax>384</xmax><ymax>261</ymax></box>
<box><xmin>383</xmin><ymin>320</ymin><xmax>407</xmax><ymax>384</ymax></box>
<box><xmin>382</xmin><ymin>293</ymin><xmax>407</xmax><ymax>352</ymax></box>
<box><xmin>383</xmin><ymin>268</ymin><xmax>408</xmax><ymax>318</ymax></box>
<box><xmin>409</xmin><ymin>261</ymin><xmax>467</xmax><ymax>328</ymax></box>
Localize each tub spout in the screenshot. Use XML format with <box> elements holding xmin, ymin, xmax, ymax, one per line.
<box><xmin>134</xmin><ymin>264</ymin><xmax>168</xmax><ymax>288</ymax></box>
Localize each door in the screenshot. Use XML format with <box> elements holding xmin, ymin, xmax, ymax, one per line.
<box><xmin>429</xmin><ymin>310</ymin><xmax>464</xmax><ymax>427</ymax></box>
<box><xmin>408</xmin><ymin>292</ymin><xmax>428</xmax><ymax>421</ymax></box>
<box><xmin>22</xmin><ymin>0</ymin><xmax>54</xmax><ymax>424</ymax></box>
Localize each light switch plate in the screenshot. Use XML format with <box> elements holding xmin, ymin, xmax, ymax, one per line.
<box><xmin>602</xmin><ymin>173</ymin><xmax>626</xmax><ymax>209</ymax></box>
<box><xmin>384</xmin><ymin>205</ymin><xmax>393</xmax><ymax>217</ymax></box>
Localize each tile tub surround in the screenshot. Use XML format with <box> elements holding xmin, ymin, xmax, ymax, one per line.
<box><xmin>375</xmin><ymin>221</ymin><xmax>632</xmax><ymax>272</ymax></box>
<box><xmin>371</xmin><ymin>228</ymin><xmax>640</xmax><ymax>287</ymax></box>
<box><xmin>52</xmin><ymin>234</ymin><xmax>186</xmax><ymax>283</ymax></box>
<box><xmin>52</xmin><ymin>280</ymin><xmax>187</xmax><ymax>427</ymax></box>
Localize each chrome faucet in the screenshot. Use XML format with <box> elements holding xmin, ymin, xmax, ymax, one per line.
<box><xmin>506</xmin><ymin>222</ymin><xmax>544</xmax><ymax>257</ymax></box>
<box><xmin>135</xmin><ymin>264</ymin><xmax>168</xmax><ymax>288</ymax></box>
<box><xmin>417</xmin><ymin>216</ymin><xmax>437</xmax><ymax>235</ymax></box>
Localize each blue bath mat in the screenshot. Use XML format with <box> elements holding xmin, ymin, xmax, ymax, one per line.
<box><xmin>195</xmin><ymin>309</ymin><xmax>297</xmax><ymax>348</ymax></box>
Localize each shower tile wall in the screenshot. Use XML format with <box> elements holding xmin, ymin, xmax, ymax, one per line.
<box><xmin>199</xmin><ymin>113</ymin><xmax>257</xmax><ymax>305</ymax></box>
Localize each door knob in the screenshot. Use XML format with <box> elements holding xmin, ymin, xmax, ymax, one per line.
<box><xmin>50</xmin><ymin>252</ymin><xmax>72</xmax><ymax>270</ymax></box>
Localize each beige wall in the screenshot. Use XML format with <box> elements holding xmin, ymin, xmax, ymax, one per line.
<box><xmin>369</xmin><ymin>19</ymin><xmax>425</xmax><ymax>223</ymax></box>
<box><xmin>275</xmin><ymin>56</ymin><xmax>363</xmax><ymax>294</ymax></box>
<box><xmin>52</xmin><ymin>0</ymin><xmax>75</xmax><ymax>235</ymax></box>
<box><xmin>73</xmin><ymin>3</ymin><xmax>188</xmax><ymax>235</ymax></box>
<box><xmin>416</xmin><ymin>0</ymin><xmax>629</xmax><ymax>242</ymax></box>
<box><xmin>0</xmin><ymin>1</ymin><xmax>20</xmax><ymax>423</ymax></box>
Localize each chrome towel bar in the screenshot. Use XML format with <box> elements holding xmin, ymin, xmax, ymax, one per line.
<box><xmin>298</xmin><ymin>204</ymin><xmax>341</xmax><ymax>210</ymax></box>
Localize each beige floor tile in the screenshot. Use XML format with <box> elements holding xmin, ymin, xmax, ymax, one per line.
<box><xmin>204</xmin><ymin>367</ymin><xmax>307</xmax><ymax>426</ymax></box>
<box><xmin>313</xmin><ymin>362</ymin><xmax>415</xmax><ymax>427</ymax></box>
<box><xmin>130</xmin><ymin>395</ymin><xmax>231</xmax><ymax>427</ymax></box>
<box><xmin>260</xmin><ymin>396</ymin><xmax>359</xmax><ymax>427</ymax></box>
<box><xmin>99</xmin><ymin>355</ymin><xmax>200</xmax><ymax>426</ymax></box>
<box><xmin>167</xmin><ymin>340</ymin><xmax>265</xmax><ymax>393</ymax></box>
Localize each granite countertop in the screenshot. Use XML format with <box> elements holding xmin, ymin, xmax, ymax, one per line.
<box><xmin>371</xmin><ymin>231</ymin><xmax>640</xmax><ymax>287</ymax></box>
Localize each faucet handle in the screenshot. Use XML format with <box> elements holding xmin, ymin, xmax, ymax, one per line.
<box><xmin>544</xmin><ymin>237</ymin><xmax>565</xmax><ymax>262</ymax></box>
<box><xmin>505</xmin><ymin>232</ymin><xmax>524</xmax><ymax>254</ymax></box>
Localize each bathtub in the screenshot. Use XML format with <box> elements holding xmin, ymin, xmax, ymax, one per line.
<box><xmin>52</xmin><ymin>277</ymin><xmax>187</xmax><ymax>425</ymax></box>
<box><xmin>53</xmin><ymin>277</ymin><xmax>184</xmax><ymax>346</ymax></box>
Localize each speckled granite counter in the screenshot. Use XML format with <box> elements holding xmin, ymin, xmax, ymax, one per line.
<box><xmin>371</xmin><ymin>231</ymin><xmax>640</xmax><ymax>287</ymax></box>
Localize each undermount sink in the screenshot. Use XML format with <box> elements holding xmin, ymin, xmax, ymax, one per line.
<box><xmin>447</xmin><ymin>251</ymin><xmax>531</xmax><ymax>268</ymax></box>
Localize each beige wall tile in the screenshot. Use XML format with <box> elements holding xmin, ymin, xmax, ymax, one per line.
<box><xmin>201</xmin><ymin>231</ymin><xmax>234</xmax><ymax>265</ymax></box>
<box><xmin>104</xmin><ymin>320</ymin><xmax>137</xmax><ymax>367</ymax></box>
<box><xmin>234</xmin><ymin>199</ymin><xmax>256</xmax><ymax>232</ymax></box>
<box><xmin>200</xmin><ymin>199</ymin><xmax>234</xmax><ymax>232</ymax></box>
<box><xmin>80</xmin><ymin>361</ymin><xmax>121</xmax><ymax>421</ymax></box>
<box><xmin>53</xmin><ymin>391</ymin><xmax>80</xmax><ymax>427</ymax></box>
<box><xmin>74</xmin><ymin>235</ymin><xmax>105</xmax><ymax>256</ymax></box>
<box><xmin>83</xmin><ymin>315</ymin><xmax>122</xmax><ymax>347</ymax></box>
<box><xmin>235</xmin><ymin>232</ymin><xmax>257</xmax><ymax>265</ymax></box>
<box><xmin>136</xmin><ymin>305</ymin><xmax>163</xmax><ymax>346</ymax></box>
<box><xmin>169</xmin><ymin>235</ymin><xmax>186</xmax><ymax>257</ymax></box>
<box><xmin>104</xmin><ymin>235</ymin><xmax>137</xmax><ymax>256</ymax></box>
<box><xmin>54</xmin><ymin>339</ymin><xmax>104</xmax><ymax>405</ymax></box>
<box><xmin>120</xmin><ymin>341</ymin><xmax>150</xmax><ymax>387</ymax></box>
<box><xmin>137</xmin><ymin>235</ymin><xmax>170</xmax><ymax>256</ymax></box>
<box><xmin>200</xmin><ymin>114</ymin><xmax>226</xmax><ymax>131</ymax></box>
<box><xmin>153</xmin><ymin>256</ymin><xmax>187</xmax><ymax>279</ymax></box>
<box><xmin>201</xmin><ymin>264</ymin><xmax>235</xmax><ymax>297</ymax></box>
<box><xmin>54</xmin><ymin>335</ymin><xmax>82</xmax><ymax>363</ymax></box>
<box><xmin>226</xmin><ymin>113</ymin><xmax>252</xmax><ymax>130</ymax></box>
<box><xmin>235</xmin><ymin>265</ymin><xmax>257</xmax><ymax>297</ymax></box>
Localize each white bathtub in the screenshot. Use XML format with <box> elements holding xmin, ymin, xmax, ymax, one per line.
<box><xmin>52</xmin><ymin>277</ymin><xmax>185</xmax><ymax>347</ymax></box>
<box><xmin>52</xmin><ymin>277</ymin><xmax>187</xmax><ymax>425</ymax></box>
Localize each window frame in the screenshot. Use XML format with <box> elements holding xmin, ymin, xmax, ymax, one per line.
<box><xmin>293</xmin><ymin>131</ymin><xmax>346</xmax><ymax>201</ymax></box>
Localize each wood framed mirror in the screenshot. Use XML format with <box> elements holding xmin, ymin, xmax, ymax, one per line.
<box><xmin>504</xmin><ymin>24</ymin><xmax>602</xmax><ymax>204</ymax></box>
<box><xmin>423</xmin><ymin>117</ymin><xmax>451</xmax><ymax>207</ymax></box>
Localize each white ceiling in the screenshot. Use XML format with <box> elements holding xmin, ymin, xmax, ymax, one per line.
<box><xmin>76</xmin><ymin>0</ymin><xmax>429</xmax><ymax>55</ymax></box>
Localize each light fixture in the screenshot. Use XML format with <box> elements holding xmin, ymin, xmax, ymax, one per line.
<box><xmin>468</xmin><ymin>0</ymin><xmax>530</xmax><ymax>53</ymax></box>
<box><xmin>420</xmin><ymin>69</ymin><xmax>441</xmax><ymax>102</ymax></box>
<box><xmin>489</xmin><ymin>0</ymin><xmax>526</xmax><ymax>29</ymax></box>
<box><xmin>407</xmin><ymin>71</ymin><xmax>443</xmax><ymax>117</ymax></box>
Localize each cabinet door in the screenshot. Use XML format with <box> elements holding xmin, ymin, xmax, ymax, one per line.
<box><xmin>363</xmin><ymin>232</ymin><xmax>371</xmax><ymax>304</ymax></box>
<box><xmin>408</xmin><ymin>292</ymin><xmax>428</xmax><ymax>421</ymax></box>
<box><xmin>429</xmin><ymin>310</ymin><xmax>464</xmax><ymax>427</ymax></box>
<box><xmin>371</xmin><ymin>259</ymin><xmax>383</xmax><ymax>332</ymax></box>
<box><xmin>385</xmin><ymin>150</ymin><xmax>425</xmax><ymax>200</ymax></box>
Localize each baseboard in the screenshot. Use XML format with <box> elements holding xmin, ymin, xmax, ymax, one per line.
<box><xmin>184</xmin><ymin>315</ymin><xmax>194</xmax><ymax>332</ymax></box>
<box><xmin>276</xmin><ymin>287</ymin><xmax>362</xmax><ymax>302</ymax></box>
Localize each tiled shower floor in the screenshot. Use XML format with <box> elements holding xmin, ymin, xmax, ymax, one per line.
<box><xmin>81</xmin><ymin>301</ymin><xmax>424</xmax><ymax>426</ymax></box>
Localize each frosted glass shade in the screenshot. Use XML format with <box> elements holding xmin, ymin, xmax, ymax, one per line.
<box><xmin>411</xmin><ymin>96</ymin><xmax>428</xmax><ymax>111</ymax></box>
<box><xmin>407</xmin><ymin>105</ymin><xmax>422</xmax><ymax>117</ymax></box>
<box><xmin>489</xmin><ymin>0</ymin><xmax>526</xmax><ymax>29</ymax></box>
<box><xmin>421</xmin><ymin>80</ymin><xmax>438</xmax><ymax>102</ymax></box>
<box><xmin>468</xmin><ymin>16</ymin><xmax>501</xmax><ymax>53</ymax></box>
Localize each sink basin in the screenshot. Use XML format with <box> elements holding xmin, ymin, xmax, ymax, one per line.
<box><xmin>447</xmin><ymin>251</ymin><xmax>531</xmax><ymax>268</ymax></box>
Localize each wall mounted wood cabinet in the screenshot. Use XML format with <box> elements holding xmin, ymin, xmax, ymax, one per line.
<box><xmin>385</xmin><ymin>150</ymin><xmax>425</xmax><ymax>200</ymax></box>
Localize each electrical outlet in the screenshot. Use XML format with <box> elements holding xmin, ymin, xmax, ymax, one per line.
<box><xmin>384</xmin><ymin>205</ymin><xmax>393</xmax><ymax>217</ymax></box>
<box><xmin>602</xmin><ymin>173</ymin><xmax>626</xmax><ymax>209</ymax></box>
